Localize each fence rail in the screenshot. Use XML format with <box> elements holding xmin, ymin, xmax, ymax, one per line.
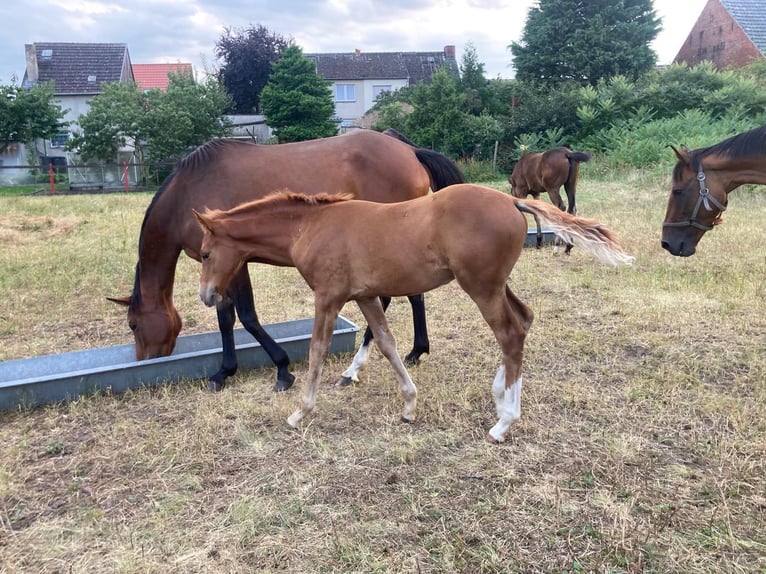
<box><xmin>0</xmin><ymin>162</ymin><xmax>174</xmax><ymax>192</ymax></box>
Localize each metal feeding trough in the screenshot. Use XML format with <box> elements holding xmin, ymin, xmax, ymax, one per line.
<box><xmin>0</xmin><ymin>316</ymin><xmax>359</xmax><ymax>411</ymax></box>
<box><xmin>525</xmin><ymin>227</ymin><xmax>557</xmax><ymax>247</ymax></box>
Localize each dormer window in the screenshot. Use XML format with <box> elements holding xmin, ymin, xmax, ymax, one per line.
<box><xmin>41</xmin><ymin>49</ymin><xmax>53</xmax><ymax>60</ymax></box>
<box><xmin>87</xmin><ymin>75</ymin><xmax>97</xmax><ymax>83</ymax></box>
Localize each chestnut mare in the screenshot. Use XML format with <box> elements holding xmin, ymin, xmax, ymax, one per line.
<box><xmin>509</xmin><ymin>147</ymin><xmax>592</xmax><ymax>253</ymax></box>
<box><xmin>195</xmin><ymin>184</ymin><xmax>634</xmax><ymax>443</ymax></box>
<box><xmin>662</xmin><ymin>124</ymin><xmax>766</xmax><ymax>257</ymax></box>
<box><xmin>109</xmin><ymin>130</ymin><xmax>464</xmax><ymax>392</ymax></box>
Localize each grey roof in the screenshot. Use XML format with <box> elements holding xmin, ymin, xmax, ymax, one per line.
<box><xmin>721</xmin><ymin>0</ymin><xmax>766</xmax><ymax>54</ymax></box>
<box><xmin>23</xmin><ymin>42</ymin><xmax>132</xmax><ymax>95</ymax></box>
<box><xmin>305</xmin><ymin>50</ymin><xmax>459</xmax><ymax>85</ymax></box>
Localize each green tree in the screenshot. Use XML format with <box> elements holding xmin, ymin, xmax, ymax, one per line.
<box><xmin>67</xmin><ymin>81</ymin><xmax>145</xmax><ymax>163</ymax></box>
<box><xmin>0</xmin><ymin>80</ymin><xmax>67</xmax><ymax>154</ymax></box>
<box><xmin>143</xmin><ymin>72</ymin><xmax>233</xmax><ymax>163</ymax></box>
<box><xmin>67</xmin><ymin>76</ymin><xmax>232</xmax><ymax>165</ymax></box>
<box><xmin>405</xmin><ymin>68</ymin><xmax>469</xmax><ymax>156</ymax></box>
<box><xmin>460</xmin><ymin>42</ymin><xmax>491</xmax><ymax>115</ymax></box>
<box><xmin>215</xmin><ymin>24</ymin><xmax>292</xmax><ymax>114</ymax></box>
<box><xmin>261</xmin><ymin>45</ymin><xmax>337</xmax><ymax>142</ymax></box>
<box><xmin>510</xmin><ymin>0</ymin><xmax>660</xmax><ymax>86</ymax></box>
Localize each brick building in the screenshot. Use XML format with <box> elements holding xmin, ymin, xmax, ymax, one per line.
<box><xmin>674</xmin><ymin>0</ymin><xmax>766</xmax><ymax>69</ymax></box>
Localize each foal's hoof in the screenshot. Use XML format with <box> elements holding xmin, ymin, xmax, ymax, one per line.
<box><xmin>273</xmin><ymin>373</ymin><xmax>296</xmax><ymax>393</ymax></box>
<box><xmin>207</xmin><ymin>380</ymin><xmax>225</xmax><ymax>393</ymax></box>
<box><xmin>336</xmin><ymin>376</ymin><xmax>355</xmax><ymax>388</ymax></box>
<box><xmin>484</xmin><ymin>433</ymin><xmax>500</xmax><ymax>444</ymax></box>
<box><xmin>400</xmin><ymin>416</ymin><xmax>415</xmax><ymax>424</ymax></box>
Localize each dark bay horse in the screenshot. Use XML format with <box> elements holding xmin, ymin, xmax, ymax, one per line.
<box><xmin>195</xmin><ymin>184</ymin><xmax>634</xmax><ymax>443</ymax></box>
<box><xmin>509</xmin><ymin>147</ymin><xmax>592</xmax><ymax>254</ymax></box>
<box><xmin>109</xmin><ymin>130</ymin><xmax>464</xmax><ymax>392</ymax></box>
<box><xmin>509</xmin><ymin>147</ymin><xmax>592</xmax><ymax>215</ymax></box>
<box><xmin>662</xmin><ymin>124</ymin><xmax>766</xmax><ymax>257</ymax></box>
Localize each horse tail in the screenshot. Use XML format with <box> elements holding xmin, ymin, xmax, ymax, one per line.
<box><xmin>381</xmin><ymin>128</ymin><xmax>465</xmax><ymax>190</ymax></box>
<box><xmin>414</xmin><ymin>148</ymin><xmax>466</xmax><ymax>190</ymax></box>
<box><xmin>514</xmin><ymin>199</ymin><xmax>634</xmax><ymax>266</ymax></box>
<box><xmin>561</xmin><ymin>150</ymin><xmax>591</xmax><ymax>214</ymax></box>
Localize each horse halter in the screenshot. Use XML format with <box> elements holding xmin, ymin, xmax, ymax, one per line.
<box><xmin>663</xmin><ymin>164</ymin><xmax>727</xmax><ymax>232</ymax></box>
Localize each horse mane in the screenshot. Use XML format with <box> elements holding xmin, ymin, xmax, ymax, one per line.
<box><xmin>673</xmin><ymin>124</ymin><xmax>766</xmax><ymax>181</ymax></box>
<box><xmin>696</xmin><ymin>124</ymin><xmax>766</xmax><ymax>161</ymax></box>
<box><xmin>206</xmin><ymin>189</ymin><xmax>354</xmax><ymax>220</ymax></box>
<box><xmin>178</xmin><ymin>138</ymin><xmax>254</xmax><ymax>171</ymax></box>
<box><xmin>382</xmin><ymin>128</ymin><xmax>418</xmax><ymax>147</ymax></box>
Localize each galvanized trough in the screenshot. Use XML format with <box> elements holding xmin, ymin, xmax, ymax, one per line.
<box><xmin>525</xmin><ymin>227</ymin><xmax>557</xmax><ymax>247</ymax></box>
<box><xmin>0</xmin><ymin>316</ymin><xmax>359</xmax><ymax>411</ymax></box>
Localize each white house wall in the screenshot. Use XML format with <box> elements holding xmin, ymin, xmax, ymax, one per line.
<box><xmin>331</xmin><ymin>78</ymin><xmax>409</xmax><ymax>124</ymax></box>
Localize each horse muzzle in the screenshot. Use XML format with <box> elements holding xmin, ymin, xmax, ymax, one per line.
<box><xmin>199</xmin><ymin>285</ymin><xmax>223</xmax><ymax>307</ymax></box>
<box><xmin>660</xmin><ymin>238</ymin><xmax>696</xmax><ymax>257</ymax></box>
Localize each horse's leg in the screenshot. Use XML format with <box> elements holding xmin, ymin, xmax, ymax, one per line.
<box><xmin>230</xmin><ymin>267</ymin><xmax>295</xmax><ymax>392</ymax></box>
<box><xmin>337</xmin><ymin>296</ymin><xmax>393</xmax><ymax>387</ymax></box>
<box><xmin>287</xmin><ymin>296</ymin><xmax>345</xmax><ymax>427</ymax></box>
<box><xmin>338</xmin><ymin>293</ymin><xmax>428</xmax><ymax>387</ymax></box>
<box><xmin>208</xmin><ymin>298</ymin><xmax>238</xmax><ymax>392</ymax></box>
<box><xmin>465</xmin><ymin>285</ymin><xmax>532</xmax><ymax>443</ymax></box>
<box><xmin>563</xmin><ymin>179</ymin><xmax>577</xmax><ymax>255</ymax></box>
<box><xmin>547</xmin><ymin>187</ymin><xmax>573</xmax><ymax>255</ymax></box>
<box><xmin>404</xmin><ymin>293</ymin><xmax>429</xmax><ymax>366</ymax></box>
<box><xmin>356</xmin><ymin>297</ymin><xmax>418</xmax><ymax>423</ymax></box>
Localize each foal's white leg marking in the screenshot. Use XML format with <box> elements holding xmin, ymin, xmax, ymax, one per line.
<box><xmin>356</xmin><ymin>299</ymin><xmax>417</xmax><ymax>422</ymax></box>
<box><xmin>487</xmin><ymin>364</ymin><xmax>523</xmax><ymax>443</ymax></box>
<box><xmin>339</xmin><ymin>340</ymin><xmax>373</xmax><ymax>383</ymax></box>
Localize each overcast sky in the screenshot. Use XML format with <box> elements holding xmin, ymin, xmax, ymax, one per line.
<box><xmin>0</xmin><ymin>0</ymin><xmax>707</xmax><ymax>84</ymax></box>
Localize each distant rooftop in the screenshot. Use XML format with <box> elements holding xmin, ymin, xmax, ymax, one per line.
<box><xmin>132</xmin><ymin>63</ymin><xmax>194</xmax><ymax>91</ymax></box>
<box><xmin>23</xmin><ymin>42</ymin><xmax>131</xmax><ymax>95</ymax></box>
<box><xmin>721</xmin><ymin>0</ymin><xmax>766</xmax><ymax>54</ymax></box>
<box><xmin>305</xmin><ymin>46</ymin><xmax>459</xmax><ymax>85</ymax></box>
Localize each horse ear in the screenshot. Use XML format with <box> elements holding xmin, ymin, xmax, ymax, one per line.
<box><xmin>106</xmin><ymin>296</ymin><xmax>131</xmax><ymax>307</ymax></box>
<box><xmin>193</xmin><ymin>209</ymin><xmax>213</xmax><ymax>233</ymax></box>
<box><xmin>669</xmin><ymin>144</ymin><xmax>691</xmax><ymax>166</ymax></box>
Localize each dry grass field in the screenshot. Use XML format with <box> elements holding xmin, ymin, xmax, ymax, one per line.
<box><xmin>0</xmin><ymin>172</ymin><xmax>764</xmax><ymax>573</ymax></box>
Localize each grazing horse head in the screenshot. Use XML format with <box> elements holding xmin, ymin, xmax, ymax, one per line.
<box><xmin>661</xmin><ymin>145</ymin><xmax>728</xmax><ymax>257</ymax></box>
<box><xmin>107</xmin><ymin>278</ymin><xmax>182</xmax><ymax>360</ymax></box>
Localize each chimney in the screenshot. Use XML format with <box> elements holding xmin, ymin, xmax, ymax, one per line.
<box><xmin>444</xmin><ymin>45</ymin><xmax>456</xmax><ymax>59</ymax></box>
<box><xmin>25</xmin><ymin>44</ymin><xmax>39</xmax><ymax>84</ymax></box>
<box><xmin>354</xmin><ymin>48</ymin><xmax>361</xmax><ymax>56</ymax></box>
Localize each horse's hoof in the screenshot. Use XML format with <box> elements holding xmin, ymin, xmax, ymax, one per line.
<box><xmin>273</xmin><ymin>373</ymin><xmax>296</xmax><ymax>393</ymax></box>
<box><xmin>207</xmin><ymin>380</ymin><xmax>225</xmax><ymax>393</ymax></box>
<box><xmin>286</xmin><ymin>412</ymin><xmax>302</xmax><ymax>428</ymax></box>
<box><xmin>400</xmin><ymin>416</ymin><xmax>415</xmax><ymax>424</ymax></box>
<box><xmin>336</xmin><ymin>376</ymin><xmax>355</xmax><ymax>387</ymax></box>
<box><xmin>404</xmin><ymin>350</ymin><xmax>427</xmax><ymax>366</ymax></box>
<box><xmin>485</xmin><ymin>433</ymin><xmax>500</xmax><ymax>444</ymax></box>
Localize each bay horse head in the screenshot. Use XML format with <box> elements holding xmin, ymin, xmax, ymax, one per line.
<box><xmin>107</xmin><ymin>282</ymin><xmax>182</xmax><ymax>360</ymax></box>
<box><xmin>661</xmin><ymin>144</ymin><xmax>727</xmax><ymax>257</ymax></box>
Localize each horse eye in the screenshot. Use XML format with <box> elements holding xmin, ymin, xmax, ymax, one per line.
<box><xmin>129</xmin><ymin>323</ymin><xmax>137</xmax><ymax>332</ymax></box>
<box><xmin>671</xmin><ymin>188</ymin><xmax>684</xmax><ymax>196</ymax></box>
<box><xmin>201</xmin><ymin>251</ymin><xmax>210</xmax><ymax>261</ymax></box>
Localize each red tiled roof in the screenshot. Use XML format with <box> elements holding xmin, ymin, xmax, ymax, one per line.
<box><xmin>132</xmin><ymin>63</ymin><xmax>193</xmax><ymax>91</ymax></box>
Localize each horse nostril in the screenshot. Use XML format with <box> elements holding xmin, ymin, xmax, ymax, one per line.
<box><xmin>660</xmin><ymin>240</ymin><xmax>670</xmax><ymax>251</ymax></box>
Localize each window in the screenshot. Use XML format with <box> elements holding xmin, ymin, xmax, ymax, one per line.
<box><xmin>335</xmin><ymin>84</ymin><xmax>356</xmax><ymax>102</ymax></box>
<box><xmin>50</xmin><ymin>132</ymin><xmax>70</xmax><ymax>148</ymax></box>
<box><xmin>372</xmin><ymin>84</ymin><xmax>392</xmax><ymax>101</ymax></box>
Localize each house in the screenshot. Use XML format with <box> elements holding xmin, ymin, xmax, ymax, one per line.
<box><xmin>305</xmin><ymin>45</ymin><xmax>459</xmax><ymax>129</ymax></box>
<box><xmin>132</xmin><ymin>62</ymin><xmax>193</xmax><ymax>92</ymax></box>
<box><xmin>17</xmin><ymin>42</ymin><xmax>134</xmax><ymax>172</ymax></box>
<box><xmin>673</xmin><ymin>0</ymin><xmax>766</xmax><ymax>69</ymax></box>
